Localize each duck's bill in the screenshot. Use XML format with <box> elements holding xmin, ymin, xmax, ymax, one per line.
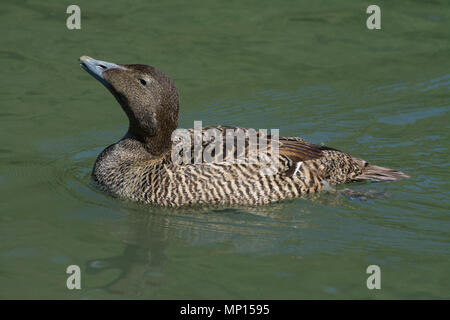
<box><xmin>79</xmin><ymin>56</ymin><xmax>125</xmax><ymax>88</ymax></box>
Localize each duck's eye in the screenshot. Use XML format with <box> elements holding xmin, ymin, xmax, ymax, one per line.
<box><xmin>139</xmin><ymin>78</ymin><xmax>147</xmax><ymax>86</ymax></box>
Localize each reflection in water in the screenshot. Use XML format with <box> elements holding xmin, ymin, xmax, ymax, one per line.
<box><xmin>83</xmin><ymin>201</ymin><xmax>314</xmax><ymax>294</ymax></box>
<box><xmin>85</xmin><ymin>213</ymin><xmax>169</xmax><ymax>295</ymax></box>
<box><xmin>81</xmin><ymin>189</ymin><xmax>383</xmax><ymax>295</ymax></box>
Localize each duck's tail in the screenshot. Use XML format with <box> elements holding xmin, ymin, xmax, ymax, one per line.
<box><xmin>355</xmin><ymin>162</ymin><xmax>410</xmax><ymax>182</ymax></box>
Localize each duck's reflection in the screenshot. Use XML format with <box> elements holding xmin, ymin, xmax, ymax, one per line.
<box><xmin>85</xmin><ymin>211</ymin><xmax>169</xmax><ymax>295</ymax></box>
<box><xmin>84</xmin><ymin>200</ymin><xmax>305</xmax><ymax>294</ymax></box>
<box><xmin>83</xmin><ymin>189</ymin><xmax>380</xmax><ymax>295</ymax></box>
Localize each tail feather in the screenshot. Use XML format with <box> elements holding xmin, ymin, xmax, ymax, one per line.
<box><xmin>356</xmin><ymin>164</ymin><xmax>410</xmax><ymax>182</ymax></box>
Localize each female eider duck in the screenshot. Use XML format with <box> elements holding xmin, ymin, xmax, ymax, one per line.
<box><xmin>79</xmin><ymin>56</ymin><xmax>409</xmax><ymax>207</ymax></box>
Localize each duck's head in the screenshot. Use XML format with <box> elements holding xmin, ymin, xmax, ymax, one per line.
<box><xmin>79</xmin><ymin>56</ymin><xmax>179</xmax><ymax>155</ymax></box>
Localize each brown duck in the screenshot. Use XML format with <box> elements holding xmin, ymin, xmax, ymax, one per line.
<box><xmin>79</xmin><ymin>56</ymin><xmax>409</xmax><ymax>207</ymax></box>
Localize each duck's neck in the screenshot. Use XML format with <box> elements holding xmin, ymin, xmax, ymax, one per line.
<box><xmin>124</xmin><ymin>129</ymin><xmax>173</xmax><ymax>157</ymax></box>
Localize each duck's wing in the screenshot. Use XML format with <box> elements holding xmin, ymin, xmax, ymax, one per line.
<box><xmin>277</xmin><ymin>136</ymin><xmax>339</xmax><ymax>177</ymax></box>
<box><xmin>171</xmin><ymin>126</ymin><xmax>338</xmax><ymax>175</ymax></box>
<box><xmin>277</xmin><ymin>136</ymin><xmax>336</xmax><ymax>162</ymax></box>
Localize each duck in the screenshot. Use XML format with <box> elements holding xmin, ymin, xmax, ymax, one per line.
<box><xmin>79</xmin><ymin>56</ymin><xmax>409</xmax><ymax>207</ymax></box>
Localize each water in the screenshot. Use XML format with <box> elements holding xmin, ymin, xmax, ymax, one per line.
<box><xmin>0</xmin><ymin>0</ymin><xmax>449</xmax><ymax>299</ymax></box>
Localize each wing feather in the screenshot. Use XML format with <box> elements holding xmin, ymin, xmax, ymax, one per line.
<box><xmin>172</xmin><ymin>126</ymin><xmax>337</xmax><ymax>176</ymax></box>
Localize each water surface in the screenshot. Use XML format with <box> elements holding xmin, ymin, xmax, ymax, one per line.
<box><xmin>0</xmin><ymin>0</ymin><xmax>449</xmax><ymax>299</ymax></box>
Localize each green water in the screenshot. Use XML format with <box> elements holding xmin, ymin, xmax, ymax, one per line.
<box><xmin>1</xmin><ymin>0</ymin><xmax>449</xmax><ymax>299</ymax></box>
